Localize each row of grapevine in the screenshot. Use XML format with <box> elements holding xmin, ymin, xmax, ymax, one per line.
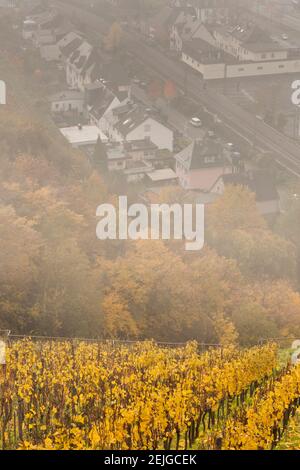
<box><xmin>0</xmin><ymin>340</ymin><xmax>277</xmax><ymax>450</ymax></box>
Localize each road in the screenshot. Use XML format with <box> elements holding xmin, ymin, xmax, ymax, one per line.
<box><xmin>54</xmin><ymin>0</ymin><xmax>300</xmax><ymax>177</ymax></box>
<box><xmin>131</xmin><ymin>84</ymin><xmax>206</xmax><ymax>140</ymax></box>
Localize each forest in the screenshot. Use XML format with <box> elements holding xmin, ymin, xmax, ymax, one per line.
<box><xmin>1</xmin><ymin>13</ymin><xmax>300</xmax><ymax>347</ymax></box>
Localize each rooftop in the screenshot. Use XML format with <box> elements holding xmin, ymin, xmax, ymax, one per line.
<box><xmin>60</xmin><ymin>125</ymin><xmax>108</xmax><ymax>146</ymax></box>
<box><xmin>113</xmin><ymin>104</ymin><xmax>172</xmax><ymax>136</ymax></box>
<box><xmin>183</xmin><ymin>37</ymin><xmax>233</xmax><ymax>64</ymax></box>
<box><xmin>124</xmin><ymin>139</ymin><xmax>158</xmax><ymax>152</ymax></box>
<box><xmin>49</xmin><ymin>90</ymin><xmax>84</xmax><ymax>102</ymax></box>
<box><xmin>215</xmin><ymin>23</ymin><xmax>286</xmax><ymax>52</ymax></box>
<box><xmin>147</xmin><ymin>168</ymin><xmax>178</xmax><ymax>182</ymax></box>
<box><xmin>175</xmin><ymin>138</ymin><xmax>226</xmax><ymax>170</ymax></box>
<box><xmin>88</xmin><ymin>86</ymin><xmax>117</xmax><ymax>119</ymax></box>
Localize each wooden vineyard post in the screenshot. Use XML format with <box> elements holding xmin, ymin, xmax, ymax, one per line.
<box><xmin>0</xmin><ymin>330</ymin><xmax>10</xmax><ymax>376</ymax></box>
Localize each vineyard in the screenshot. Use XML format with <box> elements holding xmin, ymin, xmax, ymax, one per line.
<box><xmin>1</xmin><ymin>339</ymin><xmax>300</xmax><ymax>450</ymax></box>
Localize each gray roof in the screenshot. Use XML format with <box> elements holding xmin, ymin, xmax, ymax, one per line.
<box><xmin>175</xmin><ymin>139</ymin><xmax>225</xmax><ymax>170</ymax></box>
<box><xmin>60</xmin><ymin>37</ymin><xmax>83</xmax><ymax>58</ymax></box>
<box><xmin>49</xmin><ymin>90</ymin><xmax>84</xmax><ymax>102</ymax></box>
<box><xmin>89</xmin><ymin>87</ymin><xmax>116</xmax><ymax>119</ymax></box>
<box><xmin>124</xmin><ymin>139</ymin><xmax>157</xmax><ymax>151</ymax></box>
<box><xmin>113</xmin><ymin>104</ymin><xmax>172</xmax><ymax>137</ymax></box>
<box><xmin>189</xmin><ymin>0</ymin><xmax>231</xmax><ymax>8</ymax></box>
<box><xmin>216</xmin><ymin>23</ymin><xmax>285</xmax><ymax>53</ymax></box>
<box><xmin>183</xmin><ymin>37</ymin><xmax>228</xmax><ymax>64</ymax></box>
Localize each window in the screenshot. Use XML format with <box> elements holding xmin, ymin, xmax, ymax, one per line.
<box><xmin>257</xmin><ymin>66</ymin><xmax>263</xmax><ymax>70</ymax></box>
<box><xmin>278</xmin><ymin>64</ymin><xmax>285</xmax><ymax>68</ymax></box>
<box><xmin>238</xmin><ymin>67</ymin><xmax>245</xmax><ymax>72</ymax></box>
<box><xmin>261</xmin><ymin>54</ymin><xmax>266</xmax><ymax>59</ymax></box>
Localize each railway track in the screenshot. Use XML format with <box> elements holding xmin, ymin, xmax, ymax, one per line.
<box><xmin>54</xmin><ymin>0</ymin><xmax>300</xmax><ymax>177</ymax></box>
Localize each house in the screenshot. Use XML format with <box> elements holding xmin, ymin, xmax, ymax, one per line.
<box><xmin>49</xmin><ymin>90</ymin><xmax>85</xmax><ymax>115</ymax></box>
<box><xmin>170</xmin><ymin>13</ymin><xmax>202</xmax><ymax>52</ymax></box>
<box><xmin>22</xmin><ymin>10</ymin><xmax>63</xmax><ymax>43</ymax></box>
<box><xmin>105</xmin><ymin>139</ymin><xmax>161</xmax><ymax>171</ymax></box>
<box><xmin>182</xmin><ymin>37</ymin><xmax>226</xmax><ymax>79</ymax></box>
<box><xmin>146</xmin><ymin>168</ymin><xmax>178</xmax><ymax>187</ymax></box>
<box><xmin>104</xmin><ymin>139</ymin><xmax>173</xmax><ymax>184</ymax></box>
<box><xmin>145</xmin><ymin>5</ymin><xmax>196</xmax><ymax>44</ymax></box>
<box><xmin>190</xmin><ymin>0</ymin><xmax>231</xmax><ymax>24</ymax></box>
<box><xmin>40</xmin><ymin>30</ymin><xmax>82</xmax><ymax>62</ymax></box>
<box><xmin>65</xmin><ymin>38</ymin><xmax>131</xmax><ymax>94</ymax></box>
<box><xmin>170</xmin><ymin>7</ymin><xmax>220</xmax><ymax>52</ymax></box>
<box><xmin>124</xmin><ymin>139</ymin><xmax>158</xmax><ymax>162</ymax></box>
<box><xmin>125</xmin><ymin>139</ymin><xmax>173</xmax><ymax>168</ymax></box>
<box><xmin>107</xmin><ymin>104</ymin><xmax>174</xmax><ymax>152</ymax></box>
<box><xmin>60</xmin><ymin>33</ymin><xmax>84</xmax><ymax>64</ymax></box>
<box><xmin>105</xmin><ymin>142</ymin><xmax>127</xmax><ymax>171</ymax></box>
<box><xmin>180</xmin><ymin>15</ymin><xmax>300</xmax><ymax>80</ymax></box>
<box><xmin>211</xmin><ymin>171</ymin><xmax>280</xmax><ymax>216</ymax></box>
<box><xmin>66</xmin><ymin>40</ymin><xmax>96</xmax><ymax>91</ymax></box>
<box><xmin>88</xmin><ymin>84</ymin><xmax>129</xmax><ymax>134</ymax></box>
<box><xmin>22</xmin><ymin>10</ymin><xmax>76</xmax><ymax>61</ymax></box>
<box><xmin>175</xmin><ymin>138</ymin><xmax>232</xmax><ymax>191</ymax></box>
<box><xmin>182</xmin><ymin>24</ymin><xmax>300</xmax><ymax>80</ymax></box>
<box><xmin>124</xmin><ymin>160</ymin><xmax>154</xmax><ymax>183</ymax></box>
<box><xmin>213</xmin><ymin>23</ymin><xmax>288</xmax><ymax>62</ymax></box>
<box><xmin>60</xmin><ymin>124</ymin><xmax>108</xmax><ymax>152</ymax></box>
<box><xmin>104</xmin><ymin>142</ymin><xmax>154</xmax><ymax>179</ymax></box>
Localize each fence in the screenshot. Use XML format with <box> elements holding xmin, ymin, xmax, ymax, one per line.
<box><xmin>1</xmin><ymin>329</ymin><xmax>299</xmax><ymax>354</ymax></box>
<box><xmin>0</xmin><ymin>329</ymin><xmax>225</xmax><ymax>356</ymax></box>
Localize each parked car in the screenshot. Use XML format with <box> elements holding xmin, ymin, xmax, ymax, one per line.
<box><xmin>207</xmin><ymin>130</ymin><xmax>216</xmax><ymax>139</ymax></box>
<box><xmin>189</xmin><ymin>117</ymin><xmax>202</xmax><ymax>128</ymax></box>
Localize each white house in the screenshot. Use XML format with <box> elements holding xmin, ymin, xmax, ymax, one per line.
<box><xmin>88</xmin><ymin>85</ymin><xmax>129</xmax><ymax>134</ymax></box>
<box><xmin>60</xmin><ymin>124</ymin><xmax>108</xmax><ymax>150</ymax></box>
<box><xmin>213</xmin><ymin>24</ymin><xmax>288</xmax><ymax>62</ymax></box>
<box><xmin>49</xmin><ymin>90</ymin><xmax>85</xmax><ymax>114</ymax></box>
<box><xmin>107</xmin><ymin>104</ymin><xmax>174</xmax><ymax>152</ymax></box>
<box><xmin>66</xmin><ymin>41</ymin><xmax>95</xmax><ymax>91</ymax></box>
<box><xmin>182</xmin><ymin>28</ymin><xmax>300</xmax><ymax>80</ymax></box>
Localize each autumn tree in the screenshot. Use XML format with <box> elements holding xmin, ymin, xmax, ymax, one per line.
<box><xmin>0</xmin><ymin>204</ymin><xmax>42</xmax><ymax>331</ymax></box>
<box><xmin>147</xmin><ymin>78</ymin><xmax>163</xmax><ymax>101</ymax></box>
<box><xmin>164</xmin><ymin>80</ymin><xmax>177</xmax><ymax>102</ymax></box>
<box><xmin>207</xmin><ymin>185</ymin><xmax>266</xmax><ymax>238</ymax></box>
<box><xmin>206</xmin><ymin>186</ymin><xmax>297</xmax><ymax>281</ymax></box>
<box><xmin>105</xmin><ymin>21</ymin><xmax>123</xmax><ymax>52</ymax></box>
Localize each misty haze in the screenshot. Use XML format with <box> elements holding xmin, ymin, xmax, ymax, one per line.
<box><xmin>1</xmin><ymin>0</ymin><xmax>300</xmax><ymax>455</ymax></box>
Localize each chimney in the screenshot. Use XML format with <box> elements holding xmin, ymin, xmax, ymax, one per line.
<box><xmin>78</xmin><ymin>123</ymin><xmax>82</xmax><ymax>130</ymax></box>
